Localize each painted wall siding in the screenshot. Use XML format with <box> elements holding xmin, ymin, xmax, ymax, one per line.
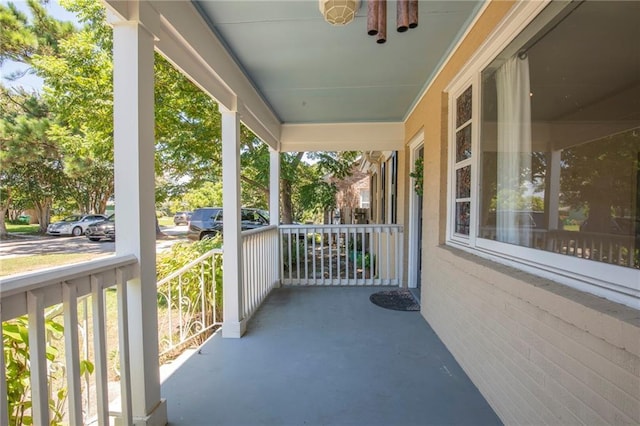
<box><xmin>423</xmin><ymin>248</ymin><xmax>640</xmax><ymax>425</ymax></box>
<box><xmin>403</xmin><ymin>1</ymin><xmax>640</xmax><ymax>423</ymax></box>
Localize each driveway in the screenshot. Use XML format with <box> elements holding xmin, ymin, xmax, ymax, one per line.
<box><xmin>0</xmin><ymin>225</ymin><xmax>189</xmax><ymax>259</ymax></box>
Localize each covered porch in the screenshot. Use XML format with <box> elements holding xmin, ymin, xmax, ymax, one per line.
<box><xmin>161</xmin><ymin>286</ymin><xmax>500</xmax><ymax>425</ymax></box>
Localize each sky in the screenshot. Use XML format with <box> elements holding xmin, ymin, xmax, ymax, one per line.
<box><xmin>1</xmin><ymin>0</ymin><xmax>79</xmax><ymax>92</ymax></box>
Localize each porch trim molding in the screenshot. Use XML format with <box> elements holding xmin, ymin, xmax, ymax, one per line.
<box><xmin>407</xmin><ymin>131</ymin><xmax>424</xmax><ymax>290</ymax></box>
<box><xmin>280</xmin><ymin>122</ymin><xmax>404</xmax><ymax>152</ymax></box>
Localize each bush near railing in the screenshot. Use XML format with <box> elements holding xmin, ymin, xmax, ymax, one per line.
<box><xmin>3</xmin><ymin>313</ymin><xmax>94</xmax><ymax>426</ymax></box>
<box><xmin>156</xmin><ymin>238</ymin><xmax>223</xmax><ymax>361</ymax></box>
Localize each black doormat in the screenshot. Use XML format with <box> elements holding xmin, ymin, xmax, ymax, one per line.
<box><xmin>369</xmin><ymin>289</ymin><xmax>420</xmax><ymax>311</ymax></box>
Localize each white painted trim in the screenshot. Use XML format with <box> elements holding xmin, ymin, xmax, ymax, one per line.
<box><xmin>452</xmin><ymin>239</ymin><xmax>640</xmax><ymax>308</ymax></box>
<box><xmin>407</xmin><ymin>132</ymin><xmax>424</xmax><ymax>289</ymax></box>
<box><xmin>446</xmin><ymin>80</ymin><xmax>474</xmax><ymax>246</ymax></box>
<box><xmin>221</xmin><ymin>110</ymin><xmax>246</xmax><ymax>338</ymax></box>
<box><xmin>280</xmin><ymin>122</ymin><xmax>404</xmax><ymax>152</ymax></box>
<box><xmin>269</xmin><ymin>150</ymin><xmax>280</xmax><ymax>226</ymax></box>
<box><xmin>112</xmin><ymin>18</ymin><xmax>165</xmax><ymax>422</ymax></box>
<box><xmin>443</xmin><ymin>0</ymin><xmax>640</xmax><ymax>308</ymax></box>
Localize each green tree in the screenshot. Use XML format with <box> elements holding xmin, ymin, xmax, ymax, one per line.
<box><xmin>0</xmin><ymin>87</ymin><xmax>66</xmax><ymax>233</ymax></box>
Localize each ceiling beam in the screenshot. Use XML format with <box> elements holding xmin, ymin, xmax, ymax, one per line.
<box><xmin>280</xmin><ymin>122</ymin><xmax>404</xmax><ymax>153</ymax></box>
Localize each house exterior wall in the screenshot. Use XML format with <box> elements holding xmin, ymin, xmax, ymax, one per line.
<box><xmin>402</xmin><ymin>1</ymin><xmax>640</xmax><ymax>424</ymax></box>
<box><xmin>330</xmin><ymin>167</ymin><xmax>370</xmax><ymax>224</ymax></box>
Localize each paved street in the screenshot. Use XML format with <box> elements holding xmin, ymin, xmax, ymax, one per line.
<box><xmin>0</xmin><ymin>225</ymin><xmax>189</xmax><ymax>259</ymax></box>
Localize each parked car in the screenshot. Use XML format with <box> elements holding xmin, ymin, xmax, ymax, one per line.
<box><xmin>187</xmin><ymin>207</ymin><xmax>269</xmax><ymax>241</ymax></box>
<box><xmin>173</xmin><ymin>211</ymin><xmax>192</xmax><ymax>226</ymax></box>
<box><xmin>46</xmin><ymin>214</ymin><xmax>108</xmax><ymax>237</ymax></box>
<box><xmin>85</xmin><ymin>214</ymin><xmax>115</xmax><ymax>241</ymax></box>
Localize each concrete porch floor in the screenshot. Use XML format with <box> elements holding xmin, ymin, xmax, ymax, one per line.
<box><xmin>161</xmin><ymin>286</ymin><xmax>501</xmax><ymax>425</ymax></box>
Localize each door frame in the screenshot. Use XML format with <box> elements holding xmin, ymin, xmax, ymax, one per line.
<box><xmin>407</xmin><ymin>131</ymin><xmax>424</xmax><ymax>289</ymax></box>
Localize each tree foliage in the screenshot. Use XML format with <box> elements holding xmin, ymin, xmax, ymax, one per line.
<box><xmin>1</xmin><ymin>0</ymin><xmax>361</xmax><ymax>234</ymax></box>
<box><xmin>0</xmin><ymin>87</ymin><xmax>66</xmax><ymax>233</ymax></box>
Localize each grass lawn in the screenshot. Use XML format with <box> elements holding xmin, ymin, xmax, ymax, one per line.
<box><xmin>0</xmin><ymin>253</ymin><xmax>110</xmax><ymax>277</ymax></box>
<box><xmin>158</xmin><ymin>216</ymin><xmax>174</xmax><ymax>227</ymax></box>
<box><xmin>5</xmin><ymin>223</ymin><xmax>41</xmax><ymax>235</ymax></box>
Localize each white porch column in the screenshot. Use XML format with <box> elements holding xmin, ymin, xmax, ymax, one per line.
<box><xmin>221</xmin><ymin>108</ymin><xmax>246</xmax><ymax>338</ymax></box>
<box><xmin>269</xmin><ymin>149</ymin><xmax>280</xmax><ymax>225</ymax></box>
<box><xmin>113</xmin><ymin>18</ymin><xmax>167</xmax><ymax>425</ymax></box>
<box><xmin>269</xmin><ymin>149</ymin><xmax>281</xmax><ymax>287</ymax></box>
<box><xmin>547</xmin><ymin>149</ymin><xmax>562</xmax><ymax>231</ymax></box>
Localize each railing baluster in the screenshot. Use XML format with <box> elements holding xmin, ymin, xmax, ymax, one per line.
<box><xmin>116</xmin><ymin>268</ymin><xmax>133</xmax><ymax>425</ymax></box>
<box><xmin>212</xmin><ymin>255</ymin><xmax>219</xmax><ymax>324</ymax></box>
<box><xmin>360</xmin><ymin>227</ymin><xmax>366</xmax><ymax>284</ymax></box>
<box><xmin>27</xmin><ymin>290</ymin><xmax>50</xmax><ymax>426</ymax></box>
<box><xmin>0</xmin><ymin>304</ymin><xmax>9</xmax><ymax>426</ymax></box>
<box><xmin>345</xmin><ymin>229</ymin><xmax>349</xmax><ymax>283</ymax></box>
<box><xmin>328</xmin><ymin>229</ymin><xmax>333</xmax><ymax>283</ymax></box>
<box><xmin>178</xmin><ymin>275</ymin><xmax>184</xmax><ymax>342</ymax></box>
<box><xmin>319</xmin><ymin>229</ymin><xmax>325</xmax><ymax>285</ymax></box>
<box><xmin>63</xmin><ymin>282</ymin><xmax>84</xmax><ymax>425</ymax></box>
<box><xmin>167</xmin><ymin>277</ymin><xmax>173</xmax><ymax>349</ymax></box>
<box><xmin>337</xmin><ymin>228</ymin><xmax>342</xmax><ymax>283</ymax></box>
<box><xmin>276</xmin><ymin>224</ymin><xmax>404</xmax><ymax>286</ymax></box>
<box><xmin>288</xmin><ymin>229</ymin><xmax>293</xmax><ymax>283</ymax></box>
<box><xmin>304</xmin><ymin>228</ymin><xmax>309</xmax><ymax>283</ymax></box>
<box><xmin>81</xmin><ymin>297</ymin><xmax>92</xmax><ymax>418</ymax></box>
<box><xmin>311</xmin><ymin>229</ymin><xmax>318</xmax><ymax>284</ymax></box>
<box><xmin>200</xmin><ymin>262</ymin><xmax>206</xmax><ymax>338</ymax></box>
<box><xmin>91</xmin><ymin>274</ymin><xmax>110</xmax><ymax>425</ymax></box>
<box><xmin>386</xmin><ymin>227</ymin><xmax>391</xmax><ymax>284</ymax></box>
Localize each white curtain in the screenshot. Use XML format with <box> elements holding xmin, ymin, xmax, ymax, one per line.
<box><xmin>496</xmin><ymin>55</ymin><xmax>532</xmax><ymax>245</ymax></box>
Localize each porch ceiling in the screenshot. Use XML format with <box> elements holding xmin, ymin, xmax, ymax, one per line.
<box><xmin>104</xmin><ymin>0</ymin><xmax>483</xmax><ymax>150</ymax></box>
<box><xmin>194</xmin><ymin>0</ymin><xmax>483</xmax><ymax>125</ymax></box>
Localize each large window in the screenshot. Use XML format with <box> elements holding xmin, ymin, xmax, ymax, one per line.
<box><xmin>448</xmin><ymin>0</ymin><xmax>640</xmax><ymax>305</ymax></box>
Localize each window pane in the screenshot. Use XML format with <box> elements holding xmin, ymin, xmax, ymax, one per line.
<box><xmin>456</xmin><ymin>166</ymin><xmax>471</xmax><ymax>199</ymax></box>
<box><xmin>455</xmin><ymin>202</ymin><xmax>470</xmax><ymax>235</ymax></box>
<box><xmin>456</xmin><ymin>124</ymin><xmax>472</xmax><ymax>162</ymax></box>
<box><xmin>479</xmin><ymin>0</ymin><xmax>640</xmax><ymax>269</ymax></box>
<box><xmin>456</xmin><ymin>86</ymin><xmax>472</xmax><ymax>128</ymax></box>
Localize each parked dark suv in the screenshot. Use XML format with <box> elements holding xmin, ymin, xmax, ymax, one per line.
<box><xmin>187</xmin><ymin>207</ymin><xmax>270</xmax><ymax>241</ymax></box>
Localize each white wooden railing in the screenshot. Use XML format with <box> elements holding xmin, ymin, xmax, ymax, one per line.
<box><xmin>156</xmin><ymin>249</ymin><xmax>223</xmax><ymax>358</ymax></box>
<box><xmin>479</xmin><ymin>227</ymin><xmax>638</xmax><ymax>268</ymax></box>
<box><xmin>279</xmin><ymin>224</ymin><xmax>404</xmax><ymax>286</ymax></box>
<box><xmin>0</xmin><ymin>255</ymin><xmax>137</xmax><ymax>426</ymax></box>
<box><xmin>241</xmin><ymin>225</ymin><xmax>280</xmax><ymax>320</ymax></box>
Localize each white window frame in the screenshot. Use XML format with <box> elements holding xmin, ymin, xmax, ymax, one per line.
<box><xmin>445</xmin><ymin>0</ymin><xmax>640</xmax><ymax>307</ymax></box>
<box><xmin>447</xmin><ymin>80</ymin><xmax>479</xmax><ymax>246</ymax></box>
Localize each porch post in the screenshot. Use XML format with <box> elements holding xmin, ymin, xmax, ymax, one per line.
<box><xmin>221</xmin><ymin>108</ymin><xmax>246</xmax><ymax>338</ymax></box>
<box><xmin>547</xmin><ymin>149</ymin><xmax>561</xmax><ymax>230</ymax></box>
<box><xmin>269</xmin><ymin>149</ymin><xmax>281</xmax><ymax>287</ymax></box>
<box><xmin>112</xmin><ymin>18</ymin><xmax>167</xmax><ymax>424</ymax></box>
<box><xmin>269</xmin><ymin>149</ymin><xmax>280</xmax><ymax>225</ymax></box>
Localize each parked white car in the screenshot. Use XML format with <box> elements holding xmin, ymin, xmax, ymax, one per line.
<box><xmin>46</xmin><ymin>214</ymin><xmax>108</xmax><ymax>237</ymax></box>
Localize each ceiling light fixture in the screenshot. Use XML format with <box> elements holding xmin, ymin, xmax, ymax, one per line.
<box><xmin>319</xmin><ymin>0</ymin><xmax>360</xmax><ymax>26</ymax></box>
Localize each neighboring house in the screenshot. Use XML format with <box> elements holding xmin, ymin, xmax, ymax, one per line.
<box><xmin>325</xmin><ymin>160</ymin><xmax>370</xmax><ymax>224</ymax></box>
<box><xmin>3</xmin><ymin>1</ymin><xmax>637</xmax><ymax>425</ymax></box>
